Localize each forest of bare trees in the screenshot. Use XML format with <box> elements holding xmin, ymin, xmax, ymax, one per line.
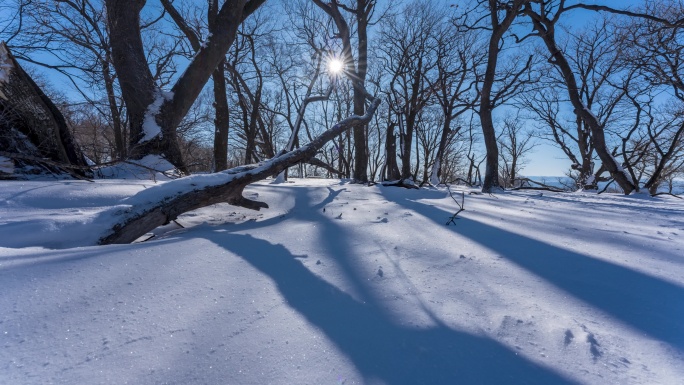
<box><xmin>1</xmin><ymin>0</ymin><xmax>683</xmax><ymax>197</ymax></box>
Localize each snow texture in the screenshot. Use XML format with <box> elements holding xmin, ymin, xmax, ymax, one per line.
<box><xmin>429</xmin><ymin>159</ymin><xmax>441</xmax><ymax>186</ymax></box>
<box><xmin>1</xmin><ymin>178</ymin><xmax>683</xmax><ymax>384</ymax></box>
<box><xmin>141</xmin><ymin>91</ymin><xmax>174</xmax><ymax>142</ymax></box>
<box><xmin>96</xmin><ymin>155</ymin><xmax>177</xmax><ymax>180</ymax></box>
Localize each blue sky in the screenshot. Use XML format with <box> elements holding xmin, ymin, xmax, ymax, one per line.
<box><xmin>520</xmin><ymin>0</ymin><xmax>647</xmax><ymax>176</ymax></box>
<box><xmin>15</xmin><ymin>0</ymin><xmax>650</xmax><ymax>177</ymax></box>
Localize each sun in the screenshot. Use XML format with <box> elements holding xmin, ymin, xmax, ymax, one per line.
<box><xmin>328</xmin><ymin>59</ymin><xmax>344</xmax><ymax>74</ymax></box>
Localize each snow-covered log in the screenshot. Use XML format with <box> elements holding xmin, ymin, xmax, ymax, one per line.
<box><xmin>97</xmin><ymin>96</ymin><xmax>381</xmax><ymax>245</ymax></box>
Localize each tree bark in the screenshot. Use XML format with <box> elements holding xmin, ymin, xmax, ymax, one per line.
<box><xmin>212</xmin><ymin>61</ymin><xmax>230</xmax><ymax>171</ymax></box>
<box><xmin>105</xmin><ymin>0</ymin><xmax>265</xmax><ymax>173</ymax></box>
<box><xmin>523</xmin><ymin>4</ymin><xmax>636</xmax><ymax>194</ymax></box>
<box><xmin>431</xmin><ymin>118</ymin><xmax>455</xmax><ymax>185</ymax></box>
<box><xmin>478</xmin><ymin>0</ymin><xmax>526</xmax><ymax>193</ymax></box>
<box><xmin>352</xmin><ymin>0</ymin><xmax>370</xmax><ymax>183</ymax></box>
<box><xmin>384</xmin><ymin>122</ymin><xmax>401</xmax><ymax>180</ymax></box>
<box><xmin>208</xmin><ymin>0</ymin><xmax>230</xmax><ymax>172</ymax></box>
<box><xmin>104</xmin><ymin>0</ymin><xmax>157</xmax><ymax>153</ymax></box>
<box><xmin>312</xmin><ymin>0</ymin><xmax>372</xmax><ymax>183</ymax></box>
<box><xmin>0</xmin><ymin>42</ymin><xmax>90</xmax><ymax>178</ymax></box>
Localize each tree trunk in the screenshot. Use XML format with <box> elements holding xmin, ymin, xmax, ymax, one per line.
<box><xmin>642</xmin><ymin>121</ymin><xmax>684</xmax><ymax>194</ymax></box>
<box><xmin>351</xmin><ymin>0</ymin><xmax>371</xmax><ymax>183</ymax></box>
<box><xmin>102</xmin><ymin>60</ymin><xmax>125</xmax><ymax>159</ymax></box>
<box><xmin>524</xmin><ymin>6</ymin><xmax>636</xmax><ymax>194</ymax></box>
<box><xmin>312</xmin><ymin>0</ymin><xmax>372</xmax><ymax>183</ymax></box>
<box><xmin>105</xmin><ymin>0</ymin><xmax>265</xmax><ymax>174</ymax></box>
<box><xmin>400</xmin><ymin>114</ymin><xmax>417</xmax><ymax>180</ymax></box>
<box><xmin>478</xmin><ymin>0</ymin><xmax>524</xmax><ymax>193</ymax></box>
<box><xmin>431</xmin><ymin>116</ymin><xmax>455</xmax><ymax>184</ymax></box>
<box><xmin>384</xmin><ymin>123</ymin><xmax>401</xmax><ymax>180</ymax></box>
<box><xmin>212</xmin><ymin>61</ymin><xmax>230</xmax><ymax>171</ymax></box>
<box><xmin>104</xmin><ymin>0</ymin><xmax>157</xmax><ymax>150</ymax></box>
<box><xmin>0</xmin><ymin>42</ymin><xmax>90</xmax><ymax>178</ymax></box>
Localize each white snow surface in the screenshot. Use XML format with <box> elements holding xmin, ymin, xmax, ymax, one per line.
<box><xmin>96</xmin><ymin>155</ymin><xmax>177</xmax><ymax>180</ymax></box>
<box><xmin>1</xmin><ymin>178</ymin><xmax>683</xmax><ymax>384</ymax></box>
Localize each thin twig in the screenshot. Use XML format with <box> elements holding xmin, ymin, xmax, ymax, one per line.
<box><xmin>445</xmin><ymin>184</ymin><xmax>465</xmax><ymax>225</ymax></box>
<box><xmin>652</xmin><ymin>192</ymin><xmax>683</xmax><ymax>199</ymax></box>
<box><xmin>598</xmin><ymin>179</ymin><xmax>615</xmax><ymax>194</ymax></box>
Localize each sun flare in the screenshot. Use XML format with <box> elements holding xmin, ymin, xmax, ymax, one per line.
<box><xmin>328</xmin><ymin>59</ymin><xmax>344</xmax><ymax>73</ymax></box>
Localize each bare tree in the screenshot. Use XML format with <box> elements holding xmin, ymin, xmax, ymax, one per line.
<box><xmin>160</xmin><ymin>0</ymin><xmax>234</xmax><ymax>172</ymax></box>
<box><xmin>0</xmin><ymin>0</ymin><xmax>29</xmax><ymax>45</ymax></box>
<box><xmin>520</xmin><ymin>1</ymin><xmax>638</xmax><ymax>194</ymax></box>
<box><xmin>458</xmin><ymin>0</ymin><xmax>531</xmax><ymax>193</ymax></box>
<box><xmin>9</xmin><ymin>0</ymin><xmax>128</xmax><ymax>160</ymax></box>
<box><xmin>619</xmin><ymin>0</ymin><xmax>684</xmax><ymax>194</ymax></box>
<box><xmin>379</xmin><ymin>1</ymin><xmax>440</xmax><ymax>184</ymax></box>
<box><xmin>521</xmin><ymin>17</ymin><xmax>633</xmax><ymax>190</ymax></box>
<box><xmin>312</xmin><ymin>0</ymin><xmax>375</xmax><ymax>183</ymax></box>
<box><xmin>497</xmin><ymin>114</ymin><xmax>537</xmax><ymax>187</ymax></box>
<box><xmin>429</xmin><ymin>15</ymin><xmax>483</xmax><ymax>185</ymax></box>
<box><xmin>104</xmin><ymin>0</ymin><xmax>266</xmax><ymax>173</ymax></box>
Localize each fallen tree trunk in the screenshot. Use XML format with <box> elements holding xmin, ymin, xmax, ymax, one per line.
<box><xmin>97</xmin><ymin>95</ymin><xmax>381</xmax><ymax>245</ymax></box>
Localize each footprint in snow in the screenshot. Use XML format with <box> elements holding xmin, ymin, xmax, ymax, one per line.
<box><xmin>581</xmin><ymin>325</ymin><xmax>602</xmax><ymax>360</ymax></box>
<box><xmin>376</xmin><ymin>217</ymin><xmax>388</xmax><ymax>223</ymax></box>
<box><xmin>564</xmin><ymin>329</ymin><xmax>574</xmax><ymax>346</ymax></box>
<box><xmin>586</xmin><ymin>333</ymin><xmax>602</xmax><ymax>360</ymax></box>
<box><xmin>377</xmin><ymin>267</ymin><xmax>384</xmax><ymax>277</ymax></box>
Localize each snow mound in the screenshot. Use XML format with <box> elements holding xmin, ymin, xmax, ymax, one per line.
<box><xmin>1</xmin><ymin>178</ymin><xmax>683</xmax><ymax>384</ymax></box>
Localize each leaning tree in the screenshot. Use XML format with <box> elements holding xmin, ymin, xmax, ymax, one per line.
<box><xmin>90</xmin><ymin>0</ymin><xmax>381</xmax><ymax>244</ymax></box>
<box><xmin>104</xmin><ymin>0</ymin><xmax>268</xmax><ymax>173</ymax></box>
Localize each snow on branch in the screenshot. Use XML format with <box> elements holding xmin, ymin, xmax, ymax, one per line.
<box><xmin>141</xmin><ymin>90</ymin><xmax>174</xmax><ymax>142</ymax></box>
<box><xmin>96</xmin><ymin>94</ymin><xmax>382</xmax><ymax>245</ymax></box>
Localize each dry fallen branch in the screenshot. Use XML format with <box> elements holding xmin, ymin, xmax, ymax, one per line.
<box><xmin>652</xmin><ymin>192</ymin><xmax>683</xmax><ymax>199</ymax></box>
<box><xmin>445</xmin><ymin>185</ymin><xmax>465</xmax><ymax>225</ymax></box>
<box><xmin>381</xmin><ymin>179</ymin><xmax>420</xmax><ymax>189</ymax></box>
<box><xmin>510</xmin><ymin>178</ymin><xmax>566</xmax><ymax>192</ymax></box>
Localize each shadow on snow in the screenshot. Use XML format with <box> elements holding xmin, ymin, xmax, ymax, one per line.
<box><xmin>379</xmin><ymin>187</ymin><xmax>684</xmax><ymax>352</ymax></box>
<box><xmin>205</xmin><ymin>233</ymin><xmax>577</xmax><ymax>385</ymax></box>
<box><xmin>200</xmin><ymin>186</ymin><xmax>577</xmax><ymax>384</ymax></box>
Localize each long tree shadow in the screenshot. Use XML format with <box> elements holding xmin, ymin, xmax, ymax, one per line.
<box><xmin>205</xmin><ymin>232</ymin><xmax>577</xmax><ymax>385</ymax></box>
<box><xmin>379</xmin><ymin>187</ymin><xmax>684</xmax><ymax>351</ymax></box>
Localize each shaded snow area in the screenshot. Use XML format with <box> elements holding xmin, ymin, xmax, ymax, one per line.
<box><xmin>1</xmin><ymin>179</ymin><xmax>683</xmax><ymax>384</ymax></box>
<box><xmin>95</xmin><ymin>155</ymin><xmax>178</xmax><ymax>181</ymax></box>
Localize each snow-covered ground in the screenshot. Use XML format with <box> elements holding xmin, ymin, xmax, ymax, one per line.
<box><xmin>1</xmin><ymin>178</ymin><xmax>683</xmax><ymax>384</ymax></box>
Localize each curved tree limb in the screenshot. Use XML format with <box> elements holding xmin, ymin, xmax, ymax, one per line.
<box><xmin>564</xmin><ymin>4</ymin><xmax>684</xmax><ymax>27</ymax></box>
